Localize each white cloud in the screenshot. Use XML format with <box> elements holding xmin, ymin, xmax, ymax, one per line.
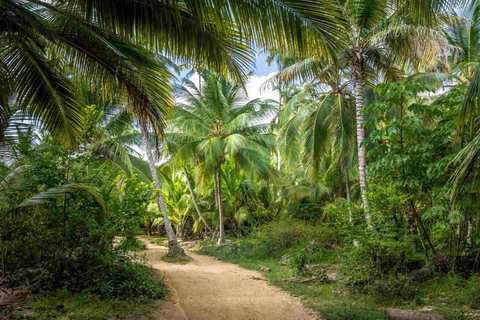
<box><xmin>244</xmin><ymin>72</ymin><xmax>279</xmax><ymax>101</ymax></box>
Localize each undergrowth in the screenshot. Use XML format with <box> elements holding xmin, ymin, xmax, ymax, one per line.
<box><xmin>199</xmin><ymin>219</ymin><xmax>478</xmax><ymax>320</ymax></box>
<box><xmin>10</xmin><ymin>290</ymin><xmax>156</xmax><ymax>320</ymax></box>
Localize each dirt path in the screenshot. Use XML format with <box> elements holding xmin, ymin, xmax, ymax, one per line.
<box><xmin>141</xmin><ymin>242</ymin><xmax>317</xmax><ymax>320</ymax></box>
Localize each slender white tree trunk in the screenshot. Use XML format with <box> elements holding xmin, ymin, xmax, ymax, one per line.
<box><xmin>183</xmin><ymin>166</ymin><xmax>214</xmax><ymax>235</ymax></box>
<box><xmin>277</xmin><ymin>149</ymin><xmax>281</xmax><ymax>171</ymax></box>
<box><xmin>216</xmin><ymin>168</ymin><xmax>225</xmax><ymax>245</ymax></box>
<box><xmin>141</xmin><ymin>126</ymin><xmax>184</xmax><ymax>256</ymax></box>
<box><xmin>353</xmin><ymin>63</ymin><xmax>370</xmax><ymax>224</ymax></box>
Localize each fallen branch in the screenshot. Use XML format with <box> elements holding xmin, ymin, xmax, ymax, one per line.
<box><xmin>251</xmin><ymin>276</ymin><xmax>268</xmax><ymax>281</ymax></box>
<box><xmin>278</xmin><ymin>277</ymin><xmax>317</xmax><ymax>283</ymax></box>
<box><xmin>410</xmin><ymin>254</ymin><xmax>450</xmax><ymax>282</ymax></box>
<box><xmin>0</xmin><ymin>282</ymin><xmax>30</xmax><ymax>308</ymax></box>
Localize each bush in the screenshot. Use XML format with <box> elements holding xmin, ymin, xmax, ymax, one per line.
<box><xmin>287</xmin><ymin>201</ymin><xmax>323</xmax><ymax>223</ymax></box>
<box><xmin>0</xmin><ymin>148</ymin><xmax>163</xmax><ymax>301</ymax></box>
<box><xmin>88</xmin><ymin>253</ymin><xmax>165</xmax><ymax>299</ymax></box>
<box><xmin>289</xmin><ymin>251</ymin><xmax>308</xmax><ymax>277</ymax></box>
<box><xmin>12</xmin><ymin>290</ymin><xmax>157</xmax><ymax>320</ymax></box>
<box><xmin>199</xmin><ymin>218</ymin><xmax>343</xmax><ymax>273</ymax></box>
<box><xmin>1</xmin><ymin>249</ymin><xmax>165</xmax><ymax>300</ymax></box>
<box><xmin>254</xmin><ymin>219</ymin><xmax>341</xmax><ymax>253</ymax></box>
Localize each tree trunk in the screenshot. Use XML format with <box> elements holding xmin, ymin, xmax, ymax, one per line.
<box><xmin>408</xmin><ymin>195</ymin><xmax>436</xmax><ymax>256</ymax></box>
<box><xmin>216</xmin><ymin>167</ymin><xmax>225</xmax><ymax>245</ymax></box>
<box><xmin>183</xmin><ymin>166</ymin><xmax>214</xmax><ymax>235</ymax></box>
<box><xmin>213</xmin><ymin>171</ymin><xmax>219</xmax><ymax>209</ymax></box>
<box><xmin>467</xmin><ymin>218</ymin><xmax>473</xmax><ymax>247</ymax></box>
<box><xmin>276</xmin><ymin>94</ymin><xmax>283</xmax><ymax>172</ymax></box>
<box><xmin>277</xmin><ymin>149</ymin><xmax>281</xmax><ymax>171</ymax></box>
<box><xmin>352</xmin><ymin>63</ymin><xmax>370</xmax><ymax>224</ymax></box>
<box><xmin>141</xmin><ymin>126</ymin><xmax>185</xmax><ymax>256</ymax></box>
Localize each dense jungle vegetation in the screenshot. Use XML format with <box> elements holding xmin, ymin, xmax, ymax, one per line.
<box><xmin>2</xmin><ymin>0</ymin><xmax>480</xmax><ymax>319</ymax></box>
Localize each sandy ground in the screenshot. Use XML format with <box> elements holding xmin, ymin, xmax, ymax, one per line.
<box><xmin>141</xmin><ymin>242</ymin><xmax>317</xmax><ymax>320</ymax></box>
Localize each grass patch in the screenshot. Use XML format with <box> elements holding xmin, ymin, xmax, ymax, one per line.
<box><xmin>151</xmin><ymin>237</ymin><xmax>168</xmax><ymax>246</ymax></box>
<box><xmin>197</xmin><ymin>220</ymin><xmax>475</xmax><ymax>320</ymax></box>
<box><xmin>160</xmin><ymin>254</ymin><xmax>192</xmax><ymax>263</ymax></box>
<box><xmin>11</xmin><ymin>290</ymin><xmax>156</xmax><ymax>320</ymax></box>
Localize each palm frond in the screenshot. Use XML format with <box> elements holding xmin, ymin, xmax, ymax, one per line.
<box><xmin>15</xmin><ymin>183</ymin><xmax>107</xmax><ymax>214</ymax></box>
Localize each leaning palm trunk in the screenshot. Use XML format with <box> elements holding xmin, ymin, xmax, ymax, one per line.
<box><xmin>353</xmin><ymin>64</ymin><xmax>370</xmax><ymax>224</ymax></box>
<box><xmin>216</xmin><ymin>167</ymin><xmax>225</xmax><ymax>245</ymax></box>
<box><xmin>141</xmin><ymin>127</ymin><xmax>185</xmax><ymax>256</ymax></box>
<box><xmin>183</xmin><ymin>167</ymin><xmax>214</xmax><ymax>235</ymax></box>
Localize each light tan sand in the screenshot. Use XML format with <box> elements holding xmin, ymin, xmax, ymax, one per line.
<box><xmin>142</xmin><ymin>242</ymin><xmax>317</xmax><ymax>320</ymax></box>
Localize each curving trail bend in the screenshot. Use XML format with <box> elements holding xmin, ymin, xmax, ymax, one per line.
<box><xmin>141</xmin><ymin>242</ymin><xmax>317</xmax><ymax>320</ymax></box>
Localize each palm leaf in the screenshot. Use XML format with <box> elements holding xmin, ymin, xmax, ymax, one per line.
<box><xmin>15</xmin><ymin>183</ymin><xmax>108</xmax><ymax>214</ymax></box>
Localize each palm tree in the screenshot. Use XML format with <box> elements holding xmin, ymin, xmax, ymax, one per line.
<box><xmin>141</xmin><ymin>125</ymin><xmax>186</xmax><ymax>256</ymax></box>
<box><xmin>337</xmin><ymin>0</ymin><xmax>451</xmax><ymax>219</ymax></box>
<box><xmin>0</xmin><ymin>0</ymin><xmax>350</xmax><ymax>147</ymax></box>
<box><xmin>264</xmin><ymin>0</ymin><xmax>449</xmax><ymax>223</ymax></box>
<box><xmin>437</xmin><ymin>1</ymin><xmax>480</xmax><ymax>245</ymax></box>
<box><xmin>170</xmin><ymin>73</ymin><xmax>278</xmax><ymax>244</ymax></box>
<box><xmin>71</xmin><ymin>101</ymin><xmax>185</xmax><ymax>256</ymax></box>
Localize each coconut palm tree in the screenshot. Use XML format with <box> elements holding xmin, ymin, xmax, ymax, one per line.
<box><xmin>170</xmin><ymin>73</ymin><xmax>278</xmax><ymax>244</ymax></box>
<box><xmin>0</xmin><ymin>0</ymin><xmax>351</xmax><ymax>147</ymax></box>
<box><xmin>335</xmin><ymin>0</ymin><xmax>450</xmax><ymax>218</ymax></box>
<box><xmin>140</xmin><ymin>124</ymin><xmax>187</xmax><ymax>256</ymax></box>
<box><xmin>76</xmin><ymin>101</ymin><xmax>187</xmax><ymax>255</ymax></box>
<box><xmin>263</xmin><ymin>0</ymin><xmax>449</xmax><ymax>223</ymax></box>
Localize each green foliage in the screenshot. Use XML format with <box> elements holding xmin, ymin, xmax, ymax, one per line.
<box><xmin>109</xmin><ymin>176</ymin><xmax>156</xmax><ymax>251</ymax></box>
<box><xmin>289</xmin><ymin>251</ymin><xmax>308</xmax><ymax>277</ymax></box>
<box><xmin>467</xmin><ymin>278</ymin><xmax>480</xmax><ymax>308</ymax></box>
<box><xmin>287</xmin><ymin>201</ymin><xmax>323</xmax><ymax>223</ymax></box>
<box><xmin>200</xmin><ymin>219</ymin><xmax>341</xmax><ymax>262</ymax></box>
<box><xmin>88</xmin><ymin>254</ymin><xmax>166</xmax><ymax>299</ymax></box>
<box><xmin>12</xmin><ymin>291</ymin><xmax>156</xmax><ymax>320</ymax></box>
<box><xmin>0</xmin><ymin>132</ymin><xmax>164</xmax><ymax>301</ymax></box>
<box><xmin>320</xmin><ymin>307</ymin><xmax>388</xmax><ymax>320</ymax></box>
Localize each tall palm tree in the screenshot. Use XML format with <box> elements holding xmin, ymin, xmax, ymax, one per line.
<box><xmin>170</xmin><ymin>73</ymin><xmax>278</xmax><ymax>244</ymax></box>
<box><xmin>336</xmin><ymin>0</ymin><xmax>450</xmax><ymax>219</ymax></box>
<box><xmin>264</xmin><ymin>0</ymin><xmax>449</xmax><ymax>222</ymax></box>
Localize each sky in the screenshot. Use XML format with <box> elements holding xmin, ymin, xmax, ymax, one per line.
<box><xmin>188</xmin><ymin>53</ymin><xmax>280</xmax><ymax>101</ymax></box>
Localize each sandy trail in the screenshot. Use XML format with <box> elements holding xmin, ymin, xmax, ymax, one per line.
<box><xmin>141</xmin><ymin>242</ymin><xmax>317</xmax><ymax>320</ymax></box>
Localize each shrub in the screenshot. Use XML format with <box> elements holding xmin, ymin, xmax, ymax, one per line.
<box><xmin>289</xmin><ymin>251</ymin><xmax>308</xmax><ymax>277</ymax></box>
<box><xmin>254</xmin><ymin>218</ymin><xmax>341</xmax><ymax>253</ymax></box>
<box><xmin>287</xmin><ymin>201</ymin><xmax>323</xmax><ymax>223</ymax></box>
<box><xmin>199</xmin><ymin>219</ymin><xmax>342</xmax><ymax>271</ymax></box>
